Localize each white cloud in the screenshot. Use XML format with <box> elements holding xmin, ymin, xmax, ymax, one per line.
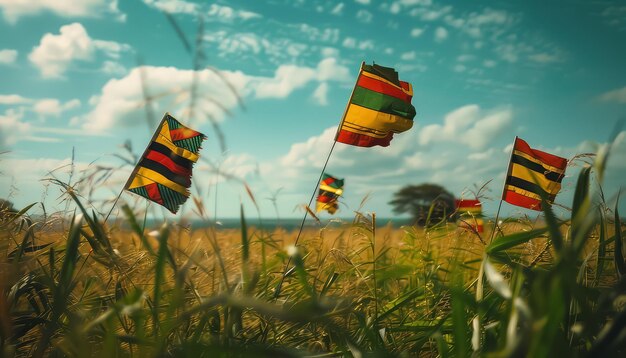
<box><xmin>528</xmin><ymin>52</ymin><xmax>563</xmax><ymax>63</ymax></box>
<box><xmin>142</xmin><ymin>1</ymin><xmax>261</xmax><ymax>20</ymax></box>
<box><xmin>457</xmin><ymin>54</ymin><xmax>474</xmax><ymax>62</ymax></box>
<box><xmin>483</xmin><ymin>59</ymin><xmax>497</xmax><ymax>68</ymax></box>
<box><xmin>142</xmin><ymin>0</ymin><xmax>198</xmax><ymax>14</ymax></box>
<box><xmin>354</xmin><ymin>0</ymin><xmax>370</xmax><ymax>4</ymax></box>
<box><xmin>342</xmin><ymin>37</ymin><xmax>374</xmax><ymax>50</ymax></box>
<box><xmin>254</xmin><ymin>65</ymin><xmax>317</xmax><ymax>98</ymax></box>
<box><xmin>207</xmin><ymin>3</ymin><xmax>260</xmax><ymax>21</ymax></box>
<box><xmin>495</xmin><ymin>37</ymin><xmax>563</xmax><ymax>67</ymax></box>
<box><xmin>601</xmin><ymin>6</ymin><xmax>626</xmax><ymax>31</ymax></box>
<box><xmin>0</xmin><ymin>94</ymin><xmax>80</xmax><ymax>118</ymax></box>
<box><xmin>0</xmin><ymin>0</ymin><xmax>125</xmax><ymax>24</ymax></box>
<box><xmin>28</xmin><ymin>22</ymin><xmax>130</xmax><ymax>78</ymax></box>
<box><xmin>410</xmin><ymin>28</ymin><xmax>424</xmax><ymax>37</ymax></box>
<box><xmin>280</xmin><ymin>127</ymin><xmax>340</xmax><ymax>168</ymax></box>
<box><xmin>321</xmin><ymin>47</ymin><xmax>339</xmax><ymax>58</ymax></box>
<box><xmin>495</xmin><ymin>43</ymin><xmax>520</xmax><ymax>63</ymax></box>
<box><xmin>298</xmin><ymin>24</ymin><xmax>341</xmax><ymax>43</ymax></box>
<box><xmin>316</xmin><ymin>57</ymin><xmax>351</xmax><ymax>81</ymax></box>
<box><xmin>331</xmin><ymin>3</ymin><xmax>344</xmax><ymax>15</ymax></box>
<box><xmin>410</xmin><ymin>5</ymin><xmax>452</xmax><ymax>21</ymax></box>
<box><xmin>434</xmin><ymin>27</ymin><xmax>448</xmax><ymax>42</ymax></box>
<box><xmin>419</xmin><ymin>104</ymin><xmax>513</xmax><ymax>149</ymax></box>
<box><xmin>196</xmin><ymin>152</ymin><xmax>259</xmax><ymax>184</ymax></box>
<box><xmin>0</xmin><ymin>94</ymin><xmax>86</xmax><ymax>147</ymax></box>
<box><xmin>312</xmin><ymin>83</ymin><xmax>329</xmax><ymax>106</ymax></box>
<box><xmin>0</xmin><ymin>109</ymin><xmax>30</xmax><ymax>148</ymax></box>
<box><xmin>453</xmin><ymin>64</ymin><xmax>466</xmax><ymax>72</ymax></box>
<box><xmin>0</xmin><ymin>94</ymin><xmax>31</xmax><ymax>104</ymax></box>
<box><xmin>0</xmin><ymin>49</ymin><xmax>17</xmax><ymax>64</ymax></box>
<box><xmin>466</xmin><ymin>8</ymin><xmax>510</xmax><ymax>27</ymax></box>
<box><xmin>343</xmin><ymin>37</ymin><xmax>357</xmax><ymax>48</ymax></box>
<box><xmin>101</xmin><ymin>60</ymin><xmax>127</xmax><ymax>76</ymax></box>
<box><xmin>401</xmin><ymin>51</ymin><xmax>416</xmax><ymax>60</ymax></box>
<box><xmin>33</xmin><ymin>98</ymin><xmax>81</xmax><ymax>117</ymax></box>
<box><xmin>81</xmin><ymin>59</ymin><xmax>351</xmax><ymax>131</ymax></box>
<box><xmin>389</xmin><ymin>0</ymin><xmax>433</xmax><ymax>14</ymax></box>
<box><xmin>356</xmin><ymin>9</ymin><xmax>373</xmax><ymax>23</ymax></box>
<box><xmin>598</xmin><ymin>87</ymin><xmax>626</xmax><ymax>104</ymax></box>
<box><xmin>358</xmin><ymin>40</ymin><xmax>375</xmax><ymax>50</ymax></box>
<box><xmin>0</xmin><ymin>156</ymin><xmax>90</xmax><ymax>183</ymax></box>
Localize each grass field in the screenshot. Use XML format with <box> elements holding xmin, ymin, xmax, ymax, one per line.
<box><xmin>1</xmin><ymin>150</ymin><xmax>626</xmax><ymax>357</ymax></box>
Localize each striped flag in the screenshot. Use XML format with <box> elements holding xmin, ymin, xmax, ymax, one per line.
<box><xmin>503</xmin><ymin>137</ymin><xmax>567</xmax><ymax>211</ymax></box>
<box><xmin>316</xmin><ymin>173</ymin><xmax>344</xmax><ymax>214</ymax></box>
<box><xmin>456</xmin><ymin>199</ymin><xmax>484</xmax><ymax>233</ymax></box>
<box><xmin>124</xmin><ymin>113</ymin><xmax>206</xmax><ymax>213</ymax></box>
<box><xmin>337</xmin><ymin>63</ymin><xmax>416</xmax><ymax>147</ymax></box>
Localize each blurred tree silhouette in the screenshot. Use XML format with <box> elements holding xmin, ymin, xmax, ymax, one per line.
<box><xmin>389</xmin><ymin>183</ymin><xmax>455</xmax><ymax>226</ymax></box>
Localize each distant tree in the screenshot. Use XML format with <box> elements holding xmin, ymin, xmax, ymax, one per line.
<box><xmin>0</xmin><ymin>198</ymin><xmax>15</xmax><ymax>213</ymax></box>
<box><xmin>389</xmin><ymin>183</ymin><xmax>455</xmax><ymax>226</ymax></box>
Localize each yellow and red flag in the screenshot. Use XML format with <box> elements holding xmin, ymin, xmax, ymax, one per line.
<box><xmin>503</xmin><ymin>137</ymin><xmax>567</xmax><ymax>211</ymax></box>
<box><xmin>337</xmin><ymin>63</ymin><xmax>416</xmax><ymax>147</ymax></box>
<box><xmin>456</xmin><ymin>199</ymin><xmax>484</xmax><ymax>233</ymax></box>
<box><xmin>125</xmin><ymin>113</ymin><xmax>206</xmax><ymax>213</ymax></box>
<box><xmin>316</xmin><ymin>173</ymin><xmax>344</xmax><ymax>214</ymax></box>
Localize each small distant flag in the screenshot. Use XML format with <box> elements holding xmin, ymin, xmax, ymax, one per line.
<box><xmin>124</xmin><ymin>113</ymin><xmax>206</xmax><ymax>214</ymax></box>
<box><xmin>337</xmin><ymin>63</ymin><xmax>416</xmax><ymax>147</ymax></box>
<box><xmin>456</xmin><ymin>199</ymin><xmax>484</xmax><ymax>233</ymax></box>
<box><xmin>316</xmin><ymin>173</ymin><xmax>344</xmax><ymax>214</ymax></box>
<box><xmin>503</xmin><ymin>137</ymin><xmax>567</xmax><ymax>211</ymax></box>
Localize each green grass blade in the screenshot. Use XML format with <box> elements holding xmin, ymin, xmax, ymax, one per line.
<box><xmin>2</xmin><ymin>202</ymin><xmax>37</xmax><ymax>226</ymax></box>
<box><xmin>240</xmin><ymin>203</ymin><xmax>249</xmax><ymax>263</ymax></box>
<box><xmin>486</xmin><ymin>226</ymin><xmax>550</xmax><ymax>254</ymax></box>
<box><xmin>572</xmin><ymin>166</ymin><xmax>591</xmax><ymax>221</ymax></box>
<box><xmin>451</xmin><ymin>277</ymin><xmax>469</xmax><ymax>357</ymax></box>
<box><xmin>121</xmin><ymin>204</ymin><xmax>155</xmax><ymax>256</ymax></box>
<box><xmin>541</xmin><ymin>194</ymin><xmax>564</xmax><ymax>253</ymax></box>
<box><xmin>614</xmin><ymin>196</ymin><xmax>625</xmax><ymax>277</ymax></box>
<box><xmin>376</xmin><ymin>287</ymin><xmax>423</xmax><ymax>323</ymax></box>
<box><xmin>595</xmin><ymin>207</ymin><xmax>607</xmax><ymax>285</ymax></box>
<box><xmin>152</xmin><ymin>224</ymin><xmax>170</xmax><ymax>335</ymax></box>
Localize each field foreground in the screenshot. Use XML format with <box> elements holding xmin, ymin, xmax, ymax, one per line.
<box><xmin>1</xmin><ymin>174</ymin><xmax>626</xmax><ymax>357</ymax></box>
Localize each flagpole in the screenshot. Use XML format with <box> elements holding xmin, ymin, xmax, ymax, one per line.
<box><xmin>334</xmin><ymin>61</ymin><xmax>365</xmax><ymax>141</ymax></box>
<box><xmin>488</xmin><ymin>136</ymin><xmax>518</xmax><ymax>244</ymax></box>
<box><xmin>103</xmin><ymin>114</ymin><xmax>168</xmax><ymax>225</ymax></box>
<box><xmin>273</xmin><ymin>62</ymin><xmax>365</xmax><ymax>299</ymax></box>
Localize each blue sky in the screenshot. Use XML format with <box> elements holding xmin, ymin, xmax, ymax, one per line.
<box><xmin>0</xmin><ymin>0</ymin><xmax>625</xmax><ymax>221</ymax></box>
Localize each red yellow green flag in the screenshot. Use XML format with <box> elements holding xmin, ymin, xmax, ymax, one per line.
<box><xmin>124</xmin><ymin>113</ymin><xmax>206</xmax><ymax>213</ymax></box>
<box><xmin>455</xmin><ymin>199</ymin><xmax>484</xmax><ymax>233</ymax></box>
<box><xmin>503</xmin><ymin>137</ymin><xmax>567</xmax><ymax>211</ymax></box>
<box><xmin>316</xmin><ymin>173</ymin><xmax>344</xmax><ymax>214</ymax></box>
<box><xmin>337</xmin><ymin>63</ymin><xmax>416</xmax><ymax>147</ymax></box>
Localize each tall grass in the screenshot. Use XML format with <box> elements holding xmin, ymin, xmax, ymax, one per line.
<box><xmin>1</xmin><ymin>143</ymin><xmax>625</xmax><ymax>357</ymax></box>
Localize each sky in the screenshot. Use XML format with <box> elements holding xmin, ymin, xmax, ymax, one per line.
<box><xmin>0</xmin><ymin>0</ymin><xmax>625</xmax><ymax>222</ymax></box>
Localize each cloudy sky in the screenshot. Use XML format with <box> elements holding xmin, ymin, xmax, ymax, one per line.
<box><xmin>0</xmin><ymin>0</ymin><xmax>625</xmax><ymax>221</ymax></box>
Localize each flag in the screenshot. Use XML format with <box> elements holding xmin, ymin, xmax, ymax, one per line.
<box><xmin>316</xmin><ymin>173</ymin><xmax>344</xmax><ymax>214</ymax></box>
<box><xmin>503</xmin><ymin>137</ymin><xmax>567</xmax><ymax>211</ymax></box>
<box><xmin>337</xmin><ymin>63</ymin><xmax>416</xmax><ymax>147</ymax></box>
<box><xmin>124</xmin><ymin>113</ymin><xmax>206</xmax><ymax>214</ymax></box>
<box><xmin>456</xmin><ymin>199</ymin><xmax>484</xmax><ymax>233</ymax></box>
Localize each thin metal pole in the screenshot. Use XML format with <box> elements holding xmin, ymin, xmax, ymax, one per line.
<box><xmin>104</xmin><ymin>114</ymin><xmax>168</xmax><ymax>225</ymax></box>
<box><xmin>273</xmin><ymin>62</ymin><xmax>364</xmax><ymax>299</ymax></box>
<box><xmin>488</xmin><ymin>199</ymin><xmax>504</xmax><ymax>244</ymax></box>
<box><xmin>272</xmin><ymin>140</ymin><xmax>338</xmax><ymax>298</ymax></box>
<box><xmin>103</xmin><ymin>188</ymin><xmax>125</xmax><ymax>224</ymax></box>
<box><xmin>488</xmin><ymin>136</ymin><xmax>518</xmax><ymax>244</ymax></box>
